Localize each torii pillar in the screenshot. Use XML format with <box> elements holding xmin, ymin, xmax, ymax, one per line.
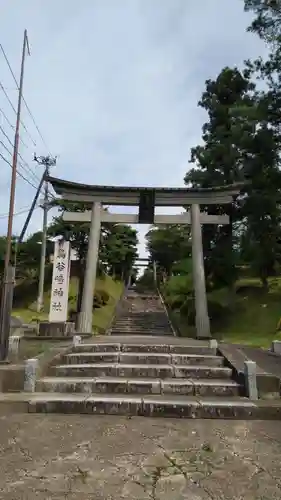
<box><xmin>191</xmin><ymin>203</ymin><xmax>211</xmax><ymax>339</ymax></box>
<box><xmin>78</xmin><ymin>202</ymin><xmax>101</xmax><ymax>333</ymax></box>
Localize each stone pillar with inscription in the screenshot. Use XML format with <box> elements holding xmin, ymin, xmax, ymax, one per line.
<box><xmin>78</xmin><ymin>202</ymin><xmax>102</xmax><ymax>333</ymax></box>
<box><xmin>38</xmin><ymin>239</ymin><xmax>74</xmax><ymax>337</ymax></box>
<box><xmin>190</xmin><ymin>203</ymin><xmax>211</xmax><ymax>339</ymax></box>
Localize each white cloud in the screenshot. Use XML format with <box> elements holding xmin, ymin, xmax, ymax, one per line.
<box><xmin>0</xmin><ymin>0</ymin><xmax>267</xmax><ymax>260</ymax></box>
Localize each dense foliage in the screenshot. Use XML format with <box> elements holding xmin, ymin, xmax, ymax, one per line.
<box><xmin>48</xmin><ymin>200</ymin><xmax>138</xmax><ymax>283</ymax></box>
<box><xmin>141</xmin><ymin>0</ymin><xmax>281</xmax><ymax>329</ymax></box>
<box><xmin>0</xmin><ymin>202</ymin><xmax>138</xmax><ymax>311</ymax></box>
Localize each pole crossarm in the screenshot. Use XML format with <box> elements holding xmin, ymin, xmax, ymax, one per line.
<box><xmin>62</xmin><ymin>209</ymin><xmax>230</xmax><ymax>225</ymax></box>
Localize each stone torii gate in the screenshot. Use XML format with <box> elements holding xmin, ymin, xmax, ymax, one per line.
<box><xmin>48</xmin><ymin>176</ymin><xmax>242</xmax><ymax>339</ymax></box>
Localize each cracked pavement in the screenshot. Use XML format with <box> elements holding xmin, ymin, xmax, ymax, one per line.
<box><xmin>0</xmin><ymin>414</ymin><xmax>281</xmax><ymax>499</ymax></box>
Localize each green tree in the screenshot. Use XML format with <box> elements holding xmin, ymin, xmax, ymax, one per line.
<box><xmin>185</xmin><ymin>68</ymin><xmax>253</xmax><ymax>287</ymax></box>
<box><xmin>186</xmin><ymin>66</ymin><xmax>281</xmax><ymax>288</ymax></box>
<box><xmin>243</xmin><ymin>0</ymin><xmax>281</xmax><ymax>285</ymax></box>
<box><xmin>16</xmin><ymin>232</ymin><xmax>53</xmax><ymax>280</ymax></box>
<box><xmin>245</xmin><ymin>0</ymin><xmax>281</xmax><ymax>43</ymax></box>
<box><xmin>100</xmin><ymin>223</ymin><xmax>138</xmax><ymax>281</ymax></box>
<box><xmin>48</xmin><ymin>201</ymin><xmax>139</xmax><ymax>308</ymax></box>
<box><xmin>48</xmin><ymin>201</ymin><xmax>91</xmax><ymax>262</ymax></box>
<box><xmin>146</xmin><ymin>224</ymin><xmax>191</xmax><ymax>277</ymax></box>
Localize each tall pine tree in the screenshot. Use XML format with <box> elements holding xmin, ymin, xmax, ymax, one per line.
<box><xmin>186</xmin><ymin>66</ymin><xmax>281</xmax><ymax>288</ymax></box>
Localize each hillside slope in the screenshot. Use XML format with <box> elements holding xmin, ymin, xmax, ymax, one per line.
<box><xmin>164</xmin><ymin>277</ymin><xmax>281</xmax><ymax>348</ymax></box>
<box><xmin>13</xmin><ymin>274</ymin><xmax>123</xmax><ymax>333</ymax></box>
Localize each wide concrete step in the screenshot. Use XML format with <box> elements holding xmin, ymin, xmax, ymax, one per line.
<box><xmin>28</xmin><ymin>393</ymin><xmax>263</xmax><ymax>419</ymax></box>
<box><xmin>54</xmin><ymin>363</ymin><xmax>232</xmax><ymax>379</ymax></box>
<box><xmin>73</xmin><ymin>343</ymin><xmax>216</xmax><ymax>356</ymax></box>
<box><xmin>63</xmin><ymin>352</ymin><xmax>224</xmax><ymax>367</ymax></box>
<box><xmin>37</xmin><ymin>376</ymin><xmax>241</xmax><ymax>397</ymax></box>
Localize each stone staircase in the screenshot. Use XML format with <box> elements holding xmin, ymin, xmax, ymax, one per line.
<box><xmin>31</xmin><ymin>337</ymin><xmax>263</xmax><ymax>418</ymax></box>
<box><xmin>109</xmin><ymin>288</ymin><xmax>173</xmax><ymax>336</ymax></box>
<box><xmin>28</xmin><ymin>288</ymin><xmax>263</xmax><ymax>418</ymax></box>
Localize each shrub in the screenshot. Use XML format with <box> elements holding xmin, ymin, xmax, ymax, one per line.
<box><xmin>93</xmin><ymin>289</ymin><xmax>110</xmax><ymax>309</ymax></box>
<box><xmin>164</xmin><ymin>274</ymin><xmax>194</xmax><ymax>298</ymax></box>
<box><xmin>180</xmin><ymin>297</ymin><xmax>229</xmax><ymax>326</ymax></box>
<box><xmin>180</xmin><ymin>297</ymin><xmax>193</xmax><ymax>316</ymax></box>
<box><xmin>97</xmin><ymin>289</ymin><xmax>110</xmax><ymax>304</ymax></box>
<box><xmin>93</xmin><ymin>292</ymin><xmax>103</xmax><ymax>309</ymax></box>
<box><xmin>165</xmin><ymin>294</ymin><xmax>186</xmax><ymax>310</ymax></box>
<box><xmin>208</xmin><ymin>300</ymin><xmax>229</xmax><ymax>322</ymax></box>
<box><xmin>68</xmin><ymin>309</ymin><xmax>78</xmax><ymax>322</ymax></box>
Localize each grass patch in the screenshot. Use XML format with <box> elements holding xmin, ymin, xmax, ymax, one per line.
<box><xmin>13</xmin><ymin>274</ymin><xmax>123</xmax><ymax>333</ymax></box>
<box><xmin>165</xmin><ymin>276</ymin><xmax>281</xmax><ymax>349</ymax></box>
<box><xmin>12</xmin><ymin>309</ymin><xmax>47</xmax><ymax>323</ymax></box>
<box><xmin>213</xmin><ymin>277</ymin><xmax>281</xmax><ymax>348</ymax></box>
<box><xmin>92</xmin><ymin>276</ymin><xmax>123</xmax><ymax>332</ymax></box>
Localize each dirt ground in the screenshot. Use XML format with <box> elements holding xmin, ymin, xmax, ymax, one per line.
<box><xmin>0</xmin><ymin>414</ymin><xmax>280</xmax><ymax>499</ymax></box>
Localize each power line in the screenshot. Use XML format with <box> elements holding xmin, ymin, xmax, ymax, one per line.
<box><xmin>0</xmin><ymin>43</ymin><xmax>50</xmax><ymax>153</ymax></box>
<box><xmin>0</xmin><ymin>106</ymin><xmax>28</xmax><ymax>148</ymax></box>
<box><xmin>0</xmin><ymin>133</ymin><xmax>41</xmax><ymax>184</ymax></box>
<box><xmin>23</xmin><ymin>100</ymin><xmax>50</xmax><ymax>154</ymax></box>
<box><xmin>0</xmin><ymin>148</ymin><xmax>56</xmax><ymax>202</ymax></box>
<box><xmin>0</xmin><ymin>151</ymin><xmax>38</xmax><ymax>189</ymax></box>
<box><xmin>0</xmin><ymin>138</ymin><xmax>11</xmax><ymax>154</ymax></box>
<box><xmin>0</xmin><ymin>205</ymin><xmax>38</xmax><ymax>219</ymax></box>
<box><xmin>0</xmin><ymin>124</ymin><xmax>12</xmax><ymax>146</ymax></box>
<box><xmin>0</xmin><ymin>125</ymin><xmax>39</xmax><ymax>182</ymax></box>
<box><xmin>0</xmin><ymin>79</ymin><xmax>36</xmax><ymax>146</ymax></box>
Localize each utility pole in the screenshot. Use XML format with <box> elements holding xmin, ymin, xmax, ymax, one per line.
<box><xmin>0</xmin><ymin>30</ymin><xmax>30</xmax><ymax>361</ymax></box>
<box><xmin>34</xmin><ymin>155</ymin><xmax>56</xmax><ymax>312</ymax></box>
<box><xmin>18</xmin><ymin>170</ymin><xmax>46</xmax><ymax>244</ymax></box>
<box><xmin>4</xmin><ymin>30</ymin><xmax>30</xmax><ymax>270</ymax></box>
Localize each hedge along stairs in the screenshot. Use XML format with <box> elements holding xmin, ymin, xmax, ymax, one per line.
<box><xmin>26</xmin><ymin>286</ymin><xmax>278</xmax><ymax>418</ymax></box>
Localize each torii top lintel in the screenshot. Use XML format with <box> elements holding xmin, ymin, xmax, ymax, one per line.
<box><xmin>47</xmin><ymin>176</ymin><xmax>244</xmax><ymax>207</ymax></box>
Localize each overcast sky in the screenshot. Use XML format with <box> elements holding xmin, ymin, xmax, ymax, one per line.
<box><xmin>0</xmin><ymin>0</ymin><xmax>267</xmax><ymax>259</ymax></box>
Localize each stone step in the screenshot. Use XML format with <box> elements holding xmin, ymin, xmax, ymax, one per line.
<box><xmin>54</xmin><ymin>363</ymin><xmax>232</xmax><ymax>379</ymax></box>
<box><xmin>110</xmin><ymin>330</ymin><xmax>173</xmax><ymax>336</ymax></box>
<box><xmin>73</xmin><ymin>343</ymin><xmax>216</xmax><ymax>356</ymax></box>
<box><xmin>114</xmin><ymin>315</ymin><xmax>168</xmax><ymax>319</ymax></box>
<box><xmin>112</xmin><ymin>325</ymin><xmax>170</xmax><ymax>330</ymax></box>
<box><xmin>63</xmin><ymin>352</ymin><xmax>224</xmax><ymax>367</ymax></box>
<box><xmin>110</xmin><ymin>328</ymin><xmax>171</xmax><ymax>332</ymax></box>
<box><xmin>112</xmin><ymin>327</ymin><xmax>171</xmax><ymax>332</ymax></box>
<box><xmin>37</xmin><ymin>376</ymin><xmax>241</xmax><ymax>397</ymax></box>
<box><xmin>114</xmin><ymin>318</ymin><xmax>168</xmax><ymax>322</ymax></box>
<box><xmin>114</xmin><ymin>320</ymin><xmax>168</xmax><ymax>324</ymax></box>
<box><xmin>28</xmin><ymin>393</ymin><xmax>263</xmax><ymax>419</ymax></box>
<box><xmin>111</xmin><ymin>321</ymin><xmax>169</xmax><ymax>325</ymax></box>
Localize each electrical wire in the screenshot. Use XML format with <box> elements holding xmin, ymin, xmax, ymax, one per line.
<box><xmin>0</xmin><ymin>151</ymin><xmax>38</xmax><ymax>189</ymax></box>
<box><xmin>0</xmin><ymin>80</ymin><xmax>36</xmax><ymax>146</ymax></box>
<box><xmin>0</xmin><ymin>150</ymin><xmax>56</xmax><ymax>209</ymax></box>
<box><xmin>0</xmin><ymin>132</ymin><xmax>41</xmax><ymax>185</ymax></box>
<box><xmin>0</xmin><ymin>106</ymin><xmax>28</xmax><ymax>148</ymax></box>
<box><xmin>0</xmin><ymin>146</ymin><xmax>56</xmax><ymax>209</ymax></box>
<box><xmin>0</xmin><ymin>126</ymin><xmax>40</xmax><ymax>183</ymax></box>
<box><xmin>0</xmin><ymin>205</ymin><xmax>38</xmax><ymax>219</ymax></box>
<box><xmin>0</xmin><ymin>43</ymin><xmax>57</xmax><ymax>204</ymax></box>
<box><xmin>0</xmin><ymin>43</ymin><xmax>51</xmax><ymax>154</ymax></box>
